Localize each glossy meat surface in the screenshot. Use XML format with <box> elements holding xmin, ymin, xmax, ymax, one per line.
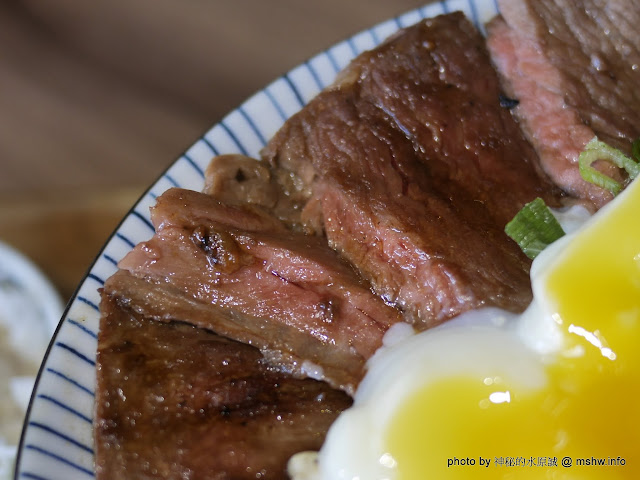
<box><xmin>262</xmin><ymin>12</ymin><xmax>562</xmax><ymax>328</ymax></box>
<box><xmin>204</xmin><ymin>153</ymin><xmax>315</xmax><ymax>233</ymax></box>
<box><xmin>487</xmin><ymin>0</ymin><xmax>640</xmax><ymax>208</ymax></box>
<box><xmin>117</xmin><ymin>188</ymin><xmax>401</xmax><ymax>392</ymax></box>
<box><xmin>95</xmin><ymin>293</ymin><xmax>352</xmax><ymax>480</ymax></box>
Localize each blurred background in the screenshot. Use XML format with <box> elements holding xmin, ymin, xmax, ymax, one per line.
<box><xmin>0</xmin><ymin>0</ymin><xmax>429</xmax><ymax>304</ymax></box>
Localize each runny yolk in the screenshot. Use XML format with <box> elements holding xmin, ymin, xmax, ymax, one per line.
<box><xmin>384</xmin><ymin>180</ymin><xmax>640</xmax><ymax>479</ymax></box>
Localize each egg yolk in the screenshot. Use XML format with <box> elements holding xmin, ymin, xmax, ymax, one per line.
<box><xmin>384</xmin><ymin>181</ymin><xmax>640</xmax><ymax>479</ymax></box>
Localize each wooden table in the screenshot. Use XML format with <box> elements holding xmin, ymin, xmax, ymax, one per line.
<box><xmin>0</xmin><ymin>0</ymin><xmax>431</xmax><ymax>303</ymax></box>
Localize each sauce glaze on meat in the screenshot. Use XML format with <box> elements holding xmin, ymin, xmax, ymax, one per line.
<box><xmin>262</xmin><ymin>12</ymin><xmax>562</xmax><ymax>327</ymax></box>
<box><xmin>95</xmin><ymin>293</ymin><xmax>352</xmax><ymax>480</ymax></box>
<box><xmin>95</xmin><ymin>11</ymin><xmax>573</xmax><ymax>479</ymax></box>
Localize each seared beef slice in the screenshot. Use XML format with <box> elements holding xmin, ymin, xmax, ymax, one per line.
<box><xmin>203</xmin><ymin>154</ymin><xmax>315</xmax><ymax>232</ymax></box>
<box><xmin>487</xmin><ymin>0</ymin><xmax>640</xmax><ymax>208</ymax></box>
<box><xmin>262</xmin><ymin>12</ymin><xmax>561</xmax><ymax>328</ymax></box>
<box><xmin>95</xmin><ymin>294</ymin><xmax>352</xmax><ymax>480</ymax></box>
<box><xmin>116</xmin><ymin>188</ymin><xmax>401</xmax><ymax>393</ymax></box>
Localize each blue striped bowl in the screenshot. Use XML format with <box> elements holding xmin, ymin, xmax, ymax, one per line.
<box><xmin>15</xmin><ymin>1</ymin><xmax>498</xmax><ymax>478</ymax></box>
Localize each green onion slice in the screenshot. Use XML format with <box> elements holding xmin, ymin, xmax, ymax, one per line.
<box><xmin>578</xmin><ymin>137</ymin><xmax>640</xmax><ymax>195</ymax></box>
<box><xmin>632</xmin><ymin>138</ymin><xmax>640</xmax><ymax>164</ymax></box>
<box><xmin>505</xmin><ymin>197</ymin><xmax>565</xmax><ymax>259</ymax></box>
<box><xmin>507</xmin><ymin>138</ymin><xmax>640</xmax><ymax>258</ymax></box>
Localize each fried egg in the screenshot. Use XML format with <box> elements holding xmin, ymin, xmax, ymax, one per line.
<box><xmin>289</xmin><ymin>177</ymin><xmax>640</xmax><ymax>480</ymax></box>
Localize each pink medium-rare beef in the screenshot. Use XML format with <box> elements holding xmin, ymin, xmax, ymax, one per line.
<box><xmin>487</xmin><ymin>0</ymin><xmax>640</xmax><ymax>209</ymax></box>
<box><xmin>261</xmin><ymin>12</ymin><xmax>563</xmax><ymax>329</ymax></box>
<box><xmin>116</xmin><ymin>187</ymin><xmax>401</xmax><ymax>393</ymax></box>
<box><xmin>95</xmin><ymin>293</ymin><xmax>352</xmax><ymax>480</ymax></box>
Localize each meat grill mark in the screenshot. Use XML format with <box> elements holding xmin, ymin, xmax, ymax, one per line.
<box><xmin>486</xmin><ymin>0</ymin><xmax>640</xmax><ymax>208</ymax></box>
<box><xmin>499</xmin><ymin>94</ymin><xmax>520</xmax><ymax>109</ymax></box>
<box><xmin>267</xmin><ymin>268</ymin><xmax>336</xmax><ymax>324</ymax></box>
<box><xmin>191</xmin><ymin>226</ymin><xmax>244</xmax><ymax>274</ymax></box>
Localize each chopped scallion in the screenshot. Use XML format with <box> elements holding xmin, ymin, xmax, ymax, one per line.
<box><xmin>505</xmin><ymin>197</ymin><xmax>565</xmax><ymax>259</ymax></box>
<box><xmin>578</xmin><ymin>137</ymin><xmax>640</xmax><ymax>195</ymax></box>
<box><xmin>632</xmin><ymin>138</ymin><xmax>640</xmax><ymax>164</ymax></box>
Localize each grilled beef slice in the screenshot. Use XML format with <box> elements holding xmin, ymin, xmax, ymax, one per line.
<box><xmin>261</xmin><ymin>12</ymin><xmax>562</xmax><ymax>329</ymax></box>
<box><xmin>116</xmin><ymin>187</ymin><xmax>401</xmax><ymax>393</ymax></box>
<box><xmin>204</xmin><ymin>154</ymin><xmax>314</xmax><ymax>233</ymax></box>
<box><xmin>487</xmin><ymin>0</ymin><xmax>640</xmax><ymax>208</ymax></box>
<box><xmin>95</xmin><ymin>293</ymin><xmax>352</xmax><ymax>480</ymax></box>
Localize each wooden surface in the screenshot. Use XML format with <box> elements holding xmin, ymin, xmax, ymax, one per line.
<box><xmin>0</xmin><ymin>1</ymin><xmax>430</xmax><ymax>303</ymax></box>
